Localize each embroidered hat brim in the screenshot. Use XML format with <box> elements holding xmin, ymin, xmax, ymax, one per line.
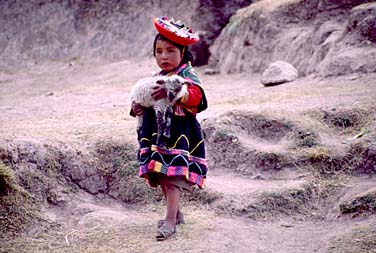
<box><xmin>153</xmin><ymin>17</ymin><xmax>199</xmax><ymax>46</ymax></box>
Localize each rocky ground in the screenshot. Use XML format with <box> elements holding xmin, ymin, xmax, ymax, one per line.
<box><xmin>0</xmin><ymin>58</ymin><xmax>375</xmax><ymax>252</ymax></box>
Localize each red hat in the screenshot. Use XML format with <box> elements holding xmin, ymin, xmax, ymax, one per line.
<box><xmin>153</xmin><ymin>16</ymin><xmax>199</xmax><ymax>46</ymax></box>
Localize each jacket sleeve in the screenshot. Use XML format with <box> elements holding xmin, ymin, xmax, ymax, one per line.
<box><xmin>178</xmin><ymin>65</ymin><xmax>208</xmax><ymax>113</ymax></box>
<box><xmin>179</xmin><ymin>84</ymin><xmax>202</xmax><ymax>107</ymax></box>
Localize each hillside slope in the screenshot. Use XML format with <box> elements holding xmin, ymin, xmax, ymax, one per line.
<box><xmin>0</xmin><ymin>0</ymin><xmax>252</xmax><ymax>67</ymax></box>
<box><xmin>210</xmin><ymin>0</ymin><xmax>376</xmax><ymax>76</ymax></box>
<box><xmin>2</xmin><ymin>0</ymin><xmax>375</xmax><ymax>77</ymax></box>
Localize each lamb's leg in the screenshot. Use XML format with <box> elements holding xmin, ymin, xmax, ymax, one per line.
<box><xmin>163</xmin><ymin>106</ymin><xmax>173</xmax><ymax>138</ymax></box>
<box><xmin>136</xmin><ymin>116</ymin><xmax>143</xmax><ymax>137</ymax></box>
<box><xmin>155</xmin><ymin>110</ymin><xmax>166</xmax><ymax>147</ymax></box>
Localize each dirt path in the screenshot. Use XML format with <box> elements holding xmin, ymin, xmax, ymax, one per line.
<box><xmin>1</xmin><ymin>58</ymin><xmax>376</xmax><ymax>253</ymax></box>
<box><xmin>3</xmin><ymin>175</ymin><xmax>374</xmax><ymax>253</ymax></box>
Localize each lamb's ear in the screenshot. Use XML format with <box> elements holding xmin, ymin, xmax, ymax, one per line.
<box><xmin>177</xmin><ymin>76</ymin><xmax>190</xmax><ymax>86</ymax></box>
<box><xmin>156</xmin><ymin>78</ymin><xmax>166</xmax><ymax>85</ymax></box>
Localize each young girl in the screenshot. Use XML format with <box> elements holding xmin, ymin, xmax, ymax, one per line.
<box><xmin>130</xmin><ymin>17</ymin><xmax>208</xmax><ymax>241</ymax></box>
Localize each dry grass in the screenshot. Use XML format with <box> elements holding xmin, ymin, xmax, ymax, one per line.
<box><xmin>93</xmin><ymin>141</ymin><xmax>162</xmax><ymax>203</ymax></box>
<box><xmin>299</xmin><ymin>141</ymin><xmax>375</xmax><ymax>177</ymax></box>
<box><xmin>182</xmin><ymin>187</ymin><xmax>223</xmax><ymax>205</ymax></box>
<box><xmin>290</xmin><ymin>128</ymin><xmax>318</xmax><ymax>147</ymax></box>
<box><xmin>340</xmin><ymin>189</ymin><xmax>376</xmax><ymax>217</ymax></box>
<box><xmin>0</xmin><ymin>162</ymin><xmax>14</xmax><ymax>193</ymax></box>
<box><xmin>302</xmin><ymin>147</ymin><xmax>342</xmax><ymax>175</ymax></box>
<box><xmin>0</xmin><ymin>162</ymin><xmax>40</xmax><ymax>239</ymax></box>
<box><xmin>327</xmin><ymin>223</ymin><xmax>376</xmax><ymax>253</ymax></box>
<box><xmin>207</xmin><ymin>181</ymin><xmax>318</xmax><ymax>219</ymax></box>
<box><xmin>245</xmin><ymin>182</ymin><xmax>315</xmax><ymax>219</ymax></box>
<box><xmin>0</xmin><ymin>204</ymin><xmax>216</xmax><ymax>253</ymax></box>
<box><xmin>319</xmin><ymin>108</ymin><xmax>371</xmax><ymax>133</ymax></box>
<box><xmin>211</xmin><ymin>174</ymin><xmax>350</xmax><ymax>221</ymax></box>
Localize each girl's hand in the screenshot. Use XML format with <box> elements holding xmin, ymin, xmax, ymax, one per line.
<box><xmin>132</xmin><ymin>101</ymin><xmax>145</xmax><ymax>116</ymax></box>
<box><xmin>151</xmin><ymin>83</ymin><xmax>167</xmax><ymax>100</ymax></box>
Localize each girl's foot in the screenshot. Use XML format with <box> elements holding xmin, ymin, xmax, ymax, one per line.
<box><xmin>156</xmin><ymin>223</ymin><xmax>176</xmax><ymax>241</ymax></box>
<box><xmin>157</xmin><ymin>210</ymin><xmax>185</xmax><ymax>228</ymax></box>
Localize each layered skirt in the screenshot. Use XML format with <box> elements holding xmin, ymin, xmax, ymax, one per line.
<box><xmin>137</xmin><ymin>108</ymin><xmax>208</xmax><ymax>189</ymax></box>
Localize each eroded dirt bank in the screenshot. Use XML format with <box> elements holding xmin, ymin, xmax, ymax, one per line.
<box><xmin>1</xmin><ymin>59</ymin><xmax>375</xmax><ymax>252</ymax></box>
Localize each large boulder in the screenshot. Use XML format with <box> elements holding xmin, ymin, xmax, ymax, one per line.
<box><xmin>261</xmin><ymin>60</ymin><xmax>298</xmax><ymax>86</ymax></box>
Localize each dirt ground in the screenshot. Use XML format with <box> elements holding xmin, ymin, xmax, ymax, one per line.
<box><xmin>1</xmin><ymin>58</ymin><xmax>376</xmax><ymax>253</ymax></box>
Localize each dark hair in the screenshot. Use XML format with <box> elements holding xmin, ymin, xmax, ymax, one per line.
<box><xmin>153</xmin><ymin>33</ymin><xmax>194</xmax><ymax>64</ymax></box>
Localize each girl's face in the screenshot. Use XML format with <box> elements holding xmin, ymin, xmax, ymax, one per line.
<box><xmin>155</xmin><ymin>39</ymin><xmax>182</xmax><ymax>72</ymax></box>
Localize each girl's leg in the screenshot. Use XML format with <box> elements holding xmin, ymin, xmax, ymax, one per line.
<box><xmin>163</xmin><ymin>182</ymin><xmax>181</xmax><ymax>230</ymax></box>
<box><xmin>161</xmin><ymin>183</ymin><xmax>167</xmax><ymax>198</ymax></box>
<box><xmin>159</xmin><ymin>181</ymin><xmax>183</xmax><ymax>225</ymax></box>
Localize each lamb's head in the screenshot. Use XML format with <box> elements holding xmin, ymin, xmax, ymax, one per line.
<box><xmin>156</xmin><ymin>75</ymin><xmax>188</xmax><ymax>103</ymax></box>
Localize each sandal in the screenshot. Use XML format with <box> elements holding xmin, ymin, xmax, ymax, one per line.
<box><xmin>157</xmin><ymin>210</ymin><xmax>185</xmax><ymax>228</ymax></box>
<box><xmin>157</xmin><ymin>217</ymin><xmax>185</xmax><ymax>228</ymax></box>
<box><xmin>156</xmin><ymin>224</ymin><xmax>176</xmax><ymax>241</ymax></box>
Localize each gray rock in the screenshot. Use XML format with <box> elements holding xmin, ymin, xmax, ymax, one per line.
<box><xmin>261</xmin><ymin>61</ymin><xmax>298</xmax><ymax>86</ymax></box>
<box><xmin>347</xmin><ymin>3</ymin><xmax>376</xmax><ymax>43</ymax></box>
<box><xmin>204</xmin><ymin>68</ymin><xmax>219</xmax><ymax>75</ymax></box>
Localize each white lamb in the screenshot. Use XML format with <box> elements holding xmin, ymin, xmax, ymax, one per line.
<box><xmin>130</xmin><ymin>74</ymin><xmax>188</xmax><ymax>147</ymax></box>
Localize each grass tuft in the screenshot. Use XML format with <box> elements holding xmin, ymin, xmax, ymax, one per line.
<box><xmin>321</xmin><ymin>109</ymin><xmax>370</xmax><ymax>132</ymax></box>
<box><xmin>245</xmin><ymin>183</ymin><xmax>315</xmax><ymax>219</ymax></box>
<box><xmin>0</xmin><ymin>162</ymin><xmax>40</xmax><ymax>238</ymax></box>
<box><xmin>291</xmin><ymin>128</ymin><xmax>318</xmax><ymax>147</ymax></box>
<box><xmin>339</xmin><ymin>189</ymin><xmax>376</xmax><ymax>217</ymax></box>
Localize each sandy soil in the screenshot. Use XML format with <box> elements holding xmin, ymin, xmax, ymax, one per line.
<box><xmin>1</xmin><ymin>58</ymin><xmax>375</xmax><ymax>253</ymax></box>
